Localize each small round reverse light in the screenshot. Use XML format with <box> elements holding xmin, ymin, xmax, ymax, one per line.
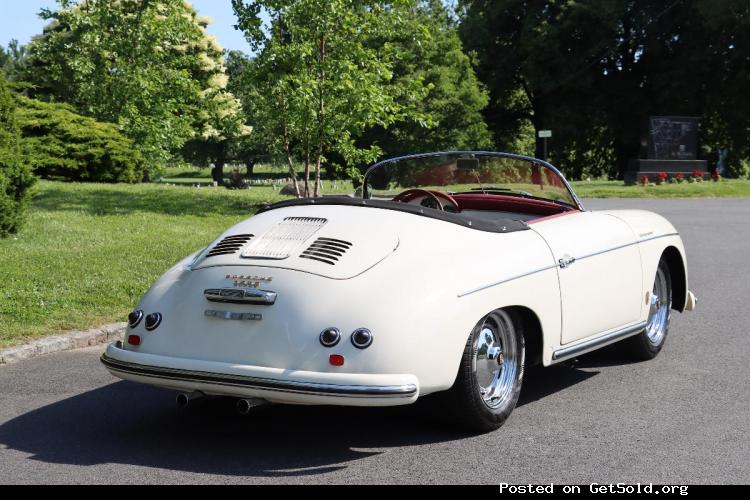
<box><xmin>329</xmin><ymin>354</ymin><xmax>345</xmax><ymax>366</ymax></box>
<box><xmin>127</xmin><ymin>334</ymin><xmax>141</xmax><ymax>346</ymax></box>
<box><xmin>319</xmin><ymin>327</ymin><xmax>341</xmax><ymax>347</ymax></box>
<box><xmin>145</xmin><ymin>312</ymin><xmax>162</xmax><ymax>331</ymax></box>
<box><xmin>128</xmin><ymin>310</ymin><xmax>144</xmax><ymax>328</ymax></box>
<box><xmin>351</xmin><ymin>328</ymin><xmax>373</xmax><ymax>349</ymax></box>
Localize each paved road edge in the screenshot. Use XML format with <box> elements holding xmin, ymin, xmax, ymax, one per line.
<box><xmin>0</xmin><ymin>323</ymin><xmax>126</xmax><ymax>366</ymax></box>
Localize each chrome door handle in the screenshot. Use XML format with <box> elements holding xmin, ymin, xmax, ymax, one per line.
<box><xmin>558</xmin><ymin>255</ymin><xmax>576</xmax><ymax>268</ymax></box>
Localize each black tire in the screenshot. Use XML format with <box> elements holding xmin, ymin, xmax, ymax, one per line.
<box><xmin>624</xmin><ymin>257</ymin><xmax>672</xmax><ymax>360</ymax></box>
<box><xmin>444</xmin><ymin>309</ymin><xmax>525</xmax><ymax>432</ymax></box>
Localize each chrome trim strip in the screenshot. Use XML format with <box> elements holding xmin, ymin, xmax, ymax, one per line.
<box><xmin>100</xmin><ymin>353</ymin><xmax>417</xmax><ymax>398</ymax></box>
<box><xmin>639</xmin><ymin>232</ymin><xmax>680</xmax><ymax>244</ymax></box>
<box><xmin>204</xmin><ymin>288</ymin><xmax>277</xmax><ymax>305</ymax></box>
<box><xmin>457</xmin><ymin>264</ymin><xmax>558</xmax><ymax>298</ymax></box>
<box><xmin>458</xmin><ymin>232</ymin><xmax>681</xmax><ymax>297</ymax></box>
<box><xmin>570</xmin><ymin>232</ymin><xmax>680</xmax><ymax>264</ymax></box>
<box><xmin>551</xmin><ymin>321</ymin><xmax>648</xmax><ymax>362</ymax></box>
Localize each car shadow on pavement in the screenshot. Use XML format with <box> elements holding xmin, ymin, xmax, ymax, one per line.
<box><xmin>0</xmin><ymin>363</ymin><xmax>600</xmax><ymax>477</ymax></box>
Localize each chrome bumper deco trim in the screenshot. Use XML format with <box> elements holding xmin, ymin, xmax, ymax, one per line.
<box><xmin>204</xmin><ymin>288</ymin><xmax>277</xmax><ymax>305</ymax></box>
<box><xmin>100</xmin><ymin>353</ymin><xmax>417</xmax><ymax>398</ymax></box>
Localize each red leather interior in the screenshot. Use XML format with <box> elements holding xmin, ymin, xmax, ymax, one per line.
<box><xmin>452</xmin><ymin>194</ymin><xmax>573</xmax><ymax>216</ymax></box>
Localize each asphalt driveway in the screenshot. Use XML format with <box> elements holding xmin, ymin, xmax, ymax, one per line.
<box><xmin>0</xmin><ymin>198</ymin><xmax>748</xmax><ymax>484</ymax></box>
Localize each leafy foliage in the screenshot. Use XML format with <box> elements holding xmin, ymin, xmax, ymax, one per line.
<box><xmin>360</xmin><ymin>0</ymin><xmax>493</xmax><ymax>156</ymax></box>
<box><xmin>233</xmin><ymin>0</ymin><xmax>433</xmax><ymax>196</ymax></box>
<box><xmin>459</xmin><ymin>0</ymin><xmax>750</xmax><ymax>179</ymax></box>
<box><xmin>14</xmin><ymin>94</ymin><xmax>146</xmax><ymax>183</ymax></box>
<box><xmin>0</xmin><ymin>40</ymin><xmax>28</xmax><ymax>81</ymax></box>
<box><xmin>21</xmin><ymin>0</ymin><xmax>244</xmax><ymax>172</ymax></box>
<box><xmin>0</xmin><ymin>73</ymin><xmax>36</xmax><ymax>237</ymax></box>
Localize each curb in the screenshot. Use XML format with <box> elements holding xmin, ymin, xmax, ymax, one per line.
<box><xmin>0</xmin><ymin>322</ymin><xmax>126</xmax><ymax>366</ymax></box>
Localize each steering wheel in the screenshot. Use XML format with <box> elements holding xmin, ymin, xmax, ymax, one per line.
<box><xmin>392</xmin><ymin>189</ymin><xmax>460</xmax><ymax>212</ymax></box>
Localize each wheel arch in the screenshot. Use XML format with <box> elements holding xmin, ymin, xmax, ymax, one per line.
<box><xmin>662</xmin><ymin>246</ymin><xmax>687</xmax><ymax>312</ymax></box>
<box><xmin>502</xmin><ymin>306</ymin><xmax>545</xmax><ymax>367</ymax></box>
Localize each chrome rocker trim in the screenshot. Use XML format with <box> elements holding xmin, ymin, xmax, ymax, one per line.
<box><xmin>551</xmin><ymin>321</ymin><xmax>648</xmax><ymax>362</ymax></box>
<box><xmin>100</xmin><ymin>353</ymin><xmax>417</xmax><ymax>399</ymax></box>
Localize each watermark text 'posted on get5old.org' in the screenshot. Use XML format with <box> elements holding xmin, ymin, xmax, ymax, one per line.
<box><xmin>499</xmin><ymin>484</ymin><xmax>689</xmax><ymax>496</ymax></box>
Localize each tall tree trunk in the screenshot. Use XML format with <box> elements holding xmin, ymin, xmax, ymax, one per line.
<box><xmin>243</xmin><ymin>158</ymin><xmax>255</xmax><ymax>177</ymax></box>
<box><xmin>303</xmin><ymin>112</ymin><xmax>311</xmax><ymax>197</ymax></box>
<box><xmin>283</xmin><ymin>123</ymin><xmax>301</xmax><ymax>197</ymax></box>
<box><xmin>211</xmin><ymin>160</ymin><xmax>225</xmax><ymax>184</ymax></box>
<box><xmin>314</xmin><ymin>33</ymin><xmax>326</xmax><ymax>198</ymax></box>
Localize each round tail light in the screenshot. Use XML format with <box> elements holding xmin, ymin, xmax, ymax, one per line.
<box><xmin>128</xmin><ymin>310</ymin><xmax>143</xmax><ymax>328</ymax></box>
<box><xmin>351</xmin><ymin>328</ymin><xmax>373</xmax><ymax>349</ymax></box>
<box><xmin>145</xmin><ymin>312</ymin><xmax>162</xmax><ymax>331</ymax></box>
<box><xmin>319</xmin><ymin>327</ymin><xmax>341</xmax><ymax>347</ymax></box>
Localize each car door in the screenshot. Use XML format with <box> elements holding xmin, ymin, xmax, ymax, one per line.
<box><xmin>531</xmin><ymin>211</ymin><xmax>643</xmax><ymax>345</ymax></box>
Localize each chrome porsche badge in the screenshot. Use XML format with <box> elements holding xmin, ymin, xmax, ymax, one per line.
<box><xmin>205</xmin><ymin>310</ymin><xmax>262</xmax><ymax>321</ymax></box>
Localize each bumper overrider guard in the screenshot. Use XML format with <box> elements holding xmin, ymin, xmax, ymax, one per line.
<box><xmin>100</xmin><ymin>344</ymin><xmax>418</xmax><ymax>401</ymax></box>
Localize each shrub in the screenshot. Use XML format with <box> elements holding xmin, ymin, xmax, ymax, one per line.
<box><xmin>225</xmin><ymin>169</ymin><xmax>249</xmax><ymax>190</ymax></box>
<box><xmin>640</xmin><ymin>175</ymin><xmax>649</xmax><ymax>186</ymax></box>
<box><xmin>656</xmin><ymin>171</ymin><xmax>668</xmax><ymax>184</ymax></box>
<box><xmin>14</xmin><ymin>95</ymin><xmax>145</xmax><ymax>183</ymax></box>
<box><xmin>0</xmin><ymin>73</ymin><xmax>36</xmax><ymax>237</ymax></box>
<box><xmin>691</xmin><ymin>169</ymin><xmax>704</xmax><ymax>182</ymax></box>
<box><xmin>675</xmin><ymin>172</ymin><xmax>685</xmax><ymax>183</ymax></box>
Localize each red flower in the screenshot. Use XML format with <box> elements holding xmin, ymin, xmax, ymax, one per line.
<box><xmin>675</xmin><ymin>173</ymin><xmax>684</xmax><ymax>180</ymax></box>
<box><xmin>691</xmin><ymin>169</ymin><xmax>704</xmax><ymax>179</ymax></box>
<box><xmin>640</xmin><ymin>175</ymin><xmax>649</xmax><ymax>185</ymax></box>
<box><xmin>657</xmin><ymin>171</ymin><xmax>668</xmax><ymax>182</ymax></box>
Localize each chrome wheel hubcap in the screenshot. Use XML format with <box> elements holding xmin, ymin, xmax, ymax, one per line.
<box><xmin>646</xmin><ymin>267</ymin><xmax>671</xmax><ymax>346</ymax></box>
<box><xmin>473</xmin><ymin>312</ymin><xmax>518</xmax><ymax>409</ymax></box>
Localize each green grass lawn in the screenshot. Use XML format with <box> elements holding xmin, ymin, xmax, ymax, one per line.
<box><xmin>0</xmin><ymin>181</ymin><xmax>285</xmax><ymax>348</ymax></box>
<box><xmin>571</xmin><ymin>179</ymin><xmax>750</xmax><ymax>198</ymax></box>
<box><xmin>2</xmin><ymin>177</ymin><xmax>749</xmax><ymax>348</ymax></box>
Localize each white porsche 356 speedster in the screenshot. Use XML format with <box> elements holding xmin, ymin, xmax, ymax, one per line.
<box><xmin>102</xmin><ymin>152</ymin><xmax>696</xmax><ymax>432</ymax></box>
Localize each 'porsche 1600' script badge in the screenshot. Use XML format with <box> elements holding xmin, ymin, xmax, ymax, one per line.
<box><xmin>225</xmin><ymin>274</ymin><xmax>273</xmax><ymax>288</ymax></box>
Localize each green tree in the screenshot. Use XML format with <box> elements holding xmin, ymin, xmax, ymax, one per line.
<box><xmin>459</xmin><ymin>0</ymin><xmax>614</xmax><ymax>178</ymax></box>
<box><xmin>459</xmin><ymin>0</ymin><xmax>750</xmax><ymax>179</ymax></box>
<box><xmin>22</xmin><ymin>0</ymin><xmax>244</xmax><ymax>173</ymax></box>
<box><xmin>360</xmin><ymin>0</ymin><xmax>493</xmax><ymax>156</ymax></box>
<box><xmin>0</xmin><ymin>40</ymin><xmax>28</xmax><ymax>80</ymax></box>
<box><xmin>224</xmin><ymin>50</ymin><xmax>267</xmax><ymax>176</ymax></box>
<box><xmin>14</xmin><ymin>94</ymin><xmax>146</xmax><ymax>183</ymax></box>
<box><xmin>233</xmin><ymin>0</ymin><xmax>431</xmax><ymax>196</ymax></box>
<box><xmin>181</xmin><ymin>50</ymin><xmax>253</xmax><ymax>184</ymax></box>
<box><xmin>0</xmin><ymin>73</ymin><xmax>36</xmax><ymax>237</ymax></box>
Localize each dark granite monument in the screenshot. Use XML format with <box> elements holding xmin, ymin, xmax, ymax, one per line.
<box><xmin>625</xmin><ymin>116</ymin><xmax>708</xmax><ymax>183</ymax></box>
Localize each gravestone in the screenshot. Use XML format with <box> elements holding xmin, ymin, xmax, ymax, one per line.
<box><xmin>625</xmin><ymin>116</ymin><xmax>708</xmax><ymax>184</ymax></box>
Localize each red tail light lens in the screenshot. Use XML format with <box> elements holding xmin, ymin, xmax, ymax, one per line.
<box><xmin>329</xmin><ymin>354</ymin><xmax>345</xmax><ymax>366</ymax></box>
<box><xmin>127</xmin><ymin>334</ymin><xmax>141</xmax><ymax>346</ymax></box>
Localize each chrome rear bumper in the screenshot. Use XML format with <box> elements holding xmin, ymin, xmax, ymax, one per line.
<box><xmin>100</xmin><ymin>343</ymin><xmax>418</xmax><ymax>405</ymax></box>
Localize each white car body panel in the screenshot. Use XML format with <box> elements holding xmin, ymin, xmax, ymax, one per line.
<box><xmin>102</xmin><ymin>156</ymin><xmax>694</xmax><ymax>409</ymax></box>
<box><xmin>530</xmin><ymin>211</ymin><xmax>643</xmax><ymax>344</ymax></box>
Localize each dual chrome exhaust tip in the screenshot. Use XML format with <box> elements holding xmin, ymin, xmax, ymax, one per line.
<box><xmin>175</xmin><ymin>392</ymin><xmax>268</xmax><ymax>414</ymax></box>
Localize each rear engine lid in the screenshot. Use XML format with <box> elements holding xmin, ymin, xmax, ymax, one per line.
<box><xmin>191</xmin><ymin>206</ymin><xmax>399</xmax><ymax>280</ymax></box>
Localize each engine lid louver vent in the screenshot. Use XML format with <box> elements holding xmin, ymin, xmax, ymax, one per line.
<box><xmin>300</xmin><ymin>237</ymin><xmax>353</xmax><ymax>265</ymax></box>
<box><xmin>241</xmin><ymin>217</ymin><xmax>327</xmax><ymax>260</ymax></box>
<box><xmin>205</xmin><ymin>234</ymin><xmax>254</xmax><ymax>258</ymax></box>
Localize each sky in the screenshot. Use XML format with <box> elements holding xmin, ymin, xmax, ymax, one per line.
<box><xmin>0</xmin><ymin>0</ymin><xmax>254</xmax><ymax>54</ymax></box>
